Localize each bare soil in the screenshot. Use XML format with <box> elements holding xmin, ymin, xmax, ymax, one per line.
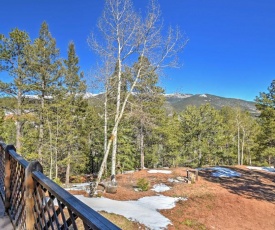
<box><xmin>71</xmin><ymin>166</ymin><xmax>275</xmax><ymax>229</ymax></box>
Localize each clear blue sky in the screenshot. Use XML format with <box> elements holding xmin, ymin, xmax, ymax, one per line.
<box><xmin>1</xmin><ymin>0</ymin><xmax>275</xmax><ymax>101</ymax></box>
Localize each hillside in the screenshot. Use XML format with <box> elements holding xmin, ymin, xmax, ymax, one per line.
<box><xmin>164</xmin><ymin>93</ymin><xmax>258</xmax><ymax>115</ymax></box>
<box><xmin>0</xmin><ymin>92</ymin><xmax>257</xmax><ymax>115</ymax></box>
<box><xmin>69</xmin><ymin>166</ymin><xmax>275</xmax><ymax>230</ymax></box>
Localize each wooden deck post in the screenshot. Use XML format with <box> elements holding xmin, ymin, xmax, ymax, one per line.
<box><xmin>4</xmin><ymin>145</ymin><xmax>15</xmax><ymax>212</ymax></box>
<box><xmin>25</xmin><ymin>161</ymin><xmax>43</xmax><ymax>230</ymax></box>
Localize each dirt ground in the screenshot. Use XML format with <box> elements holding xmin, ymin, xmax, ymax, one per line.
<box><xmin>100</xmin><ymin>166</ymin><xmax>275</xmax><ymax>230</ymax></box>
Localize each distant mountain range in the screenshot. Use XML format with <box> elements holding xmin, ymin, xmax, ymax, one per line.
<box><xmin>1</xmin><ymin>92</ymin><xmax>258</xmax><ymax>116</ymax></box>
<box><xmin>164</xmin><ymin>93</ymin><xmax>258</xmax><ymax>115</ymax></box>
<box><xmin>86</xmin><ymin>92</ymin><xmax>258</xmax><ymax>115</ymax></box>
<box><xmin>23</xmin><ymin>92</ymin><xmax>256</xmax><ymax>115</ymax></box>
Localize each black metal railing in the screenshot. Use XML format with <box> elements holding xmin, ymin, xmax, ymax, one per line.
<box><xmin>0</xmin><ymin>142</ymin><xmax>120</xmax><ymax>230</ymax></box>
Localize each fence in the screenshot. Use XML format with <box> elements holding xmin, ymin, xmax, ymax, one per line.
<box><xmin>0</xmin><ymin>142</ymin><xmax>120</xmax><ymax>230</ymax></box>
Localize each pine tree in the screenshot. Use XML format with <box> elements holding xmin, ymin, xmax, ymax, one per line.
<box><xmin>220</xmin><ymin>106</ymin><xmax>259</xmax><ymax>165</ymax></box>
<box><xmin>0</xmin><ymin>28</ymin><xmax>31</xmax><ymax>150</ymax></box>
<box><xmin>157</xmin><ymin>114</ymin><xmax>182</xmax><ymax>167</ymax></box>
<box><xmin>24</xmin><ymin>22</ymin><xmax>62</xmax><ymax>163</ymax></box>
<box><xmin>180</xmin><ymin>104</ymin><xmax>222</xmax><ymax>167</ymax></box>
<box><xmin>255</xmin><ymin>80</ymin><xmax>275</xmax><ymax>166</ymax></box>
<box><xmin>62</xmin><ymin>42</ymin><xmax>87</xmax><ymax>185</ymax></box>
<box><xmin>129</xmin><ymin>56</ymin><xmax>165</xmax><ymax>169</ymax></box>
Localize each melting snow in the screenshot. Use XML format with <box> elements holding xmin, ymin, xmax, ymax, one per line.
<box><xmin>198</xmin><ymin>167</ymin><xmax>241</xmax><ymax>177</ymax></box>
<box><xmin>65</xmin><ymin>183</ymin><xmax>90</xmax><ymax>191</ymax></box>
<box><xmin>75</xmin><ymin>195</ymin><xmax>186</xmax><ymax>230</ymax></box>
<box><xmin>151</xmin><ymin>184</ymin><xmax>171</xmax><ymax>192</ymax></box>
<box><xmin>148</xmin><ymin>169</ymin><xmax>172</xmax><ymax>174</ymax></box>
<box><xmin>211</xmin><ymin>167</ymin><xmax>241</xmax><ymax>177</ymax></box>
<box><xmin>168</xmin><ymin>178</ymin><xmax>180</xmax><ymax>183</ymax></box>
<box><xmin>199</xmin><ymin>94</ymin><xmax>207</xmax><ymax>97</ymax></box>
<box><xmin>247</xmin><ymin>166</ymin><xmax>275</xmax><ymax>172</ymax></box>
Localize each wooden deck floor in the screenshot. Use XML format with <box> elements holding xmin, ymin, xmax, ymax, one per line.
<box><xmin>0</xmin><ymin>198</ymin><xmax>13</xmax><ymax>230</ymax></box>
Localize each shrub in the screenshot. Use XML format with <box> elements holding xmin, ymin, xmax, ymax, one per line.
<box><xmin>70</xmin><ymin>175</ymin><xmax>86</xmax><ymax>183</ymax></box>
<box><xmin>53</xmin><ymin>177</ymin><xmax>62</xmax><ymax>186</ymax></box>
<box><xmin>182</xmin><ymin>219</ymin><xmax>206</xmax><ymax>230</ymax></box>
<box><xmin>137</xmin><ymin>178</ymin><xmax>150</xmax><ymax>191</ymax></box>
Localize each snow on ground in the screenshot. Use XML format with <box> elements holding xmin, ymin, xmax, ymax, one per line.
<box><xmin>211</xmin><ymin>167</ymin><xmax>241</xmax><ymax>177</ymax></box>
<box><xmin>151</xmin><ymin>183</ymin><xmax>171</xmax><ymax>192</ymax></box>
<box><xmin>167</xmin><ymin>178</ymin><xmax>180</xmax><ymax>183</ymax></box>
<box><xmin>247</xmin><ymin>166</ymin><xmax>275</xmax><ymax>173</ymax></box>
<box><xmin>147</xmin><ymin>169</ymin><xmax>172</xmax><ymax>174</ymax></box>
<box><xmin>75</xmin><ymin>195</ymin><xmax>186</xmax><ymax>230</ymax></box>
<box><xmin>65</xmin><ymin>183</ymin><xmax>90</xmax><ymax>191</ymax></box>
<box><xmin>198</xmin><ymin>167</ymin><xmax>241</xmax><ymax>177</ymax></box>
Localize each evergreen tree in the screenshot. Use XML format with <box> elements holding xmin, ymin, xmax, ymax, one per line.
<box><xmin>0</xmin><ymin>28</ymin><xmax>31</xmax><ymax>150</ymax></box>
<box><xmin>219</xmin><ymin>107</ymin><xmax>238</xmax><ymax>164</ymax></box>
<box><xmin>180</xmin><ymin>104</ymin><xmax>222</xmax><ymax>167</ymax></box>
<box><xmin>129</xmin><ymin>56</ymin><xmax>165</xmax><ymax>169</ymax></box>
<box><xmin>157</xmin><ymin>114</ymin><xmax>182</xmax><ymax>167</ymax></box>
<box><xmin>0</xmin><ymin>107</ymin><xmax>16</xmax><ymax>144</ymax></box>
<box><xmin>24</xmin><ymin>22</ymin><xmax>62</xmax><ymax>163</ymax></box>
<box><xmin>61</xmin><ymin>42</ymin><xmax>87</xmax><ymax>184</ymax></box>
<box><xmin>255</xmin><ymin>80</ymin><xmax>275</xmax><ymax>166</ymax></box>
<box><xmin>220</xmin><ymin>107</ymin><xmax>259</xmax><ymax>165</ymax></box>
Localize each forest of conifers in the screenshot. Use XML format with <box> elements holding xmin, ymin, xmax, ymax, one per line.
<box><xmin>1</xmin><ymin>0</ymin><xmax>275</xmax><ymax>186</ymax></box>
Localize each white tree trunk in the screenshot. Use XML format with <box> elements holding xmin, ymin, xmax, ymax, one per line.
<box><xmin>88</xmin><ymin>0</ymin><xmax>187</xmax><ymax>196</ymax></box>
<box><xmin>46</xmin><ymin>116</ymin><xmax>53</xmax><ymax>179</ymax></box>
<box><xmin>38</xmin><ymin>92</ymin><xmax>45</xmax><ymax>162</ymax></box>
<box><xmin>16</xmin><ymin>88</ymin><xmax>22</xmax><ymax>151</ymax></box>
<box><xmin>140</xmin><ymin>126</ymin><xmax>145</xmax><ymax>169</ymax></box>
<box><xmin>241</xmin><ymin>127</ymin><xmax>245</xmax><ymax>165</ymax></box>
<box><xmin>111</xmin><ymin>57</ymin><xmax>122</xmax><ymax>179</ymax></box>
<box><xmin>104</xmin><ymin>88</ymin><xmax>108</xmax><ymax>173</ymax></box>
<box><xmin>237</xmin><ymin>125</ymin><xmax>240</xmax><ymax>165</ymax></box>
<box><xmin>65</xmin><ymin>152</ymin><xmax>71</xmax><ymax>185</ymax></box>
<box><xmin>90</xmin><ymin>69</ymin><xmax>141</xmax><ymax>196</ymax></box>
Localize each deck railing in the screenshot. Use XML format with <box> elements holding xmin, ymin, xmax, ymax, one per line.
<box><xmin>0</xmin><ymin>142</ymin><xmax>120</xmax><ymax>230</ymax></box>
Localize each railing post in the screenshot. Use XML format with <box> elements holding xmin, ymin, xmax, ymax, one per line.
<box><xmin>25</xmin><ymin>161</ymin><xmax>43</xmax><ymax>230</ymax></box>
<box><xmin>4</xmin><ymin>145</ymin><xmax>15</xmax><ymax>212</ymax></box>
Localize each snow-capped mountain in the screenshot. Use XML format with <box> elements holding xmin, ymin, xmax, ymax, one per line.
<box><xmin>164</xmin><ymin>93</ymin><xmax>258</xmax><ymax>115</ymax></box>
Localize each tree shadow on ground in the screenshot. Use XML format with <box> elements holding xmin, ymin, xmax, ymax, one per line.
<box><xmin>199</xmin><ymin>167</ymin><xmax>275</xmax><ymax>203</ymax></box>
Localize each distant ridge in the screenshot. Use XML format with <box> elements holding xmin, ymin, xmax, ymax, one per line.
<box><xmin>164</xmin><ymin>93</ymin><xmax>258</xmax><ymax>115</ymax></box>
<box><xmin>61</xmin><ymin>92</ymin><xmax>258</xmax><ymax>115</ymax></box>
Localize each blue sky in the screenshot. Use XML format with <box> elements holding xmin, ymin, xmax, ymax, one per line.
<box><xmin>1</xmin><ymin>0</ymin><xmax>275</xmax><ymax>101</ymax></box>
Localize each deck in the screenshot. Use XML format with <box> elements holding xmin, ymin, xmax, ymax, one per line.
<box><xmin>0</xmin><ymin>198</ymin><xmax>13</xmax><ymax>230</ymax></box>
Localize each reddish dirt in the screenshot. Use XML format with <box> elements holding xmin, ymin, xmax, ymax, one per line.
<box><xmin>101</xmin><ymin>166</ymin><xmax>275</xmax><ymax>230</ymax></box>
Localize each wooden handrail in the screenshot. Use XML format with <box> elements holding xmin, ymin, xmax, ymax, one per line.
<box><xmin>0</xmin><ymin>142</ymin><xmax>120</xmax><ymax>230</ymax></box>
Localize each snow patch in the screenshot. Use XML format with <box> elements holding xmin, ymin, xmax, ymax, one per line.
<box><xmin>168</xmin><ymin>178</ymin><xmax>180</xmax><ymax>183</ymax></box>
<box><xmin>25</xmin><ymin>95</ymin><xmax>53</xmax><ymax>99</ymax></box>
<box><xmin>148</xmin><ymin>169</ymin><xmax>172</xmax><ymax>174</ymax></box>
<box><xmin>165</xmin><ymin>93</ymin><xmax>193</xmax><ymax>99</ymax></box>
<box><xmin>211</xmin><ymin>167</ymin><xmax>241</xmax><ymax>177</ymax></box>
<box><xmin>83</xmin><ymin>92</ymin><xmax>99</xmax><ymax>99</ymax></box>
<box><xmin>247</xmin><ymin>166</ymin><xmax>275</xmax><ymax>173</ymax></box>
<box><xmin>199</xmin><ymin>94</ymin><xmax>207</xmax><ymax>98</ymax></box>
<box><xmin>75</xmin><ymin>195</ymin><xmax>186</xmax><ymax>229</ymax></box>
<box><xmin>151</xmin><ymin>183</ymin><xmax>171</xmax><ymax>192</ymax></box>
<box><xmin>65</xmin><ymin>183</ymin><xmax>90</xmax><ymax>191</ymax></box>
<box><xmin>198</xmin><ymin>167</ymin><xmax>241</xmax><ymax>177</ymax></box>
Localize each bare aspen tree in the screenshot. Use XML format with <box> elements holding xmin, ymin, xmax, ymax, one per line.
<box><xmin>88</xmin><ymin>0</ymin><xmax>187</xmax><ymax>196</ymax></box>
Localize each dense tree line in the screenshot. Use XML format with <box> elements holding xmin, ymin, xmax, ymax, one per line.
<box><xmin>0</xmin><ymin>0</ymin><xmax>274</xmax><ymax>187</ymax></box>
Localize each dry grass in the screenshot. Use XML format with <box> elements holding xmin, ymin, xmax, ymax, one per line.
<box><xmin>99</xmin><ymin>211</ymin><xmax>147</xmax><ymax>229</ymax></box>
